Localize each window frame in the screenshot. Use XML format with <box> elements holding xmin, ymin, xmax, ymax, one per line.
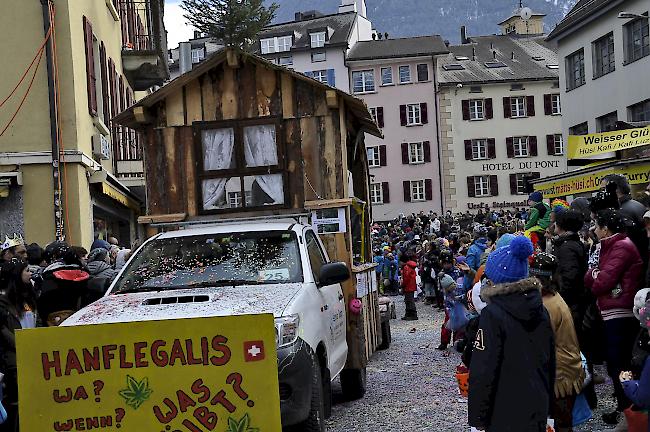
<box><xmin>510</xmin><ymin>96</ymin><xmax>527</xmax><ymax>118</ymax></box>
<box><xmin>279</xmin><ymin>55</ymin><xmax>293</xmax><ymax>66</ymax></box>
<box><xmin>310</xmin><ymin>31</ymin><xmax>326</xmax><ymax>49</ymax></box>
<box><xmin>399</xmin><ymin>65</ymin><xmax>411</xmax><ymax>84</ymax></box>
<box><xmin>406</xmin><ymin>103</ymin><xmax>422</xmax><ymax>126</ymax></box>
<box><xmin>260</xmin><ymin>35</ymin><xmax>293</xmax><ymax>54</ymax></box>
<box><xmin>566</xmin><ymin>48</ymin><xmax>586</xmax><ymax>91</ymax></box>
<box><xmin>553</xmin><ymin>134</ymin><xmax>564</xmax><ymax>156</ymax></box>
<box><xmin>475</xmin><ymin>176</ymin><xmax>490</xmax><ymax>198</ymax></box>
<box><xmin>515</xmin><ymin>173</ymin><xmax>530</xmax><ymax>195</ymax></box>
<box><xmin>416</xmin><ymin>63</ymin><xmax>429</xmax><ymax>82</ymax></box>
<box><xmin>513</xmin><ymin>136</ymin><xmax>529</xmax><ymax>158</ymax></box>
<box><xmin>367</xmin><ymin>146</ymin><xmax>381</xmax><ymax>168</ymax></box>
<box><xmin>469</xmin><ymin>99</ymin><xmax>485</xmax><ymax>120</ymax></box>
<box><xmin>191</xmin><ymin>48</ymin><xmax>205</xmax><ymax>64</ymax></box>
<box><xmin>551</xmin><ymin>94</ymin><xmax>561</xmax><ymax>115</ymax></box>
<box><xmin>311</xmin><ymin>51</ymin><xmax>326</xmax><ymax>63</ymax></box>
<box><xmin>305</xmin><ymin>230</ymin><xmax>328</xmax><ymax>284</ymax></box>
<box><xmin>380</xmin><ymin>66</ymin><xmax>393</xmax><ymax>85</ymax></box>
<box><xmin>369</xmin><ymin>183</ymin><xmax>383</xmax><ymax>204</ymax></box>
<box><xmin>352</xmin><ymin>70</ymin><xmax>375</xmax><ymax>94</ymax></box>
<box><xmin>193</xmin><ymin>117</ymin><xmax>288</xmax><ymax>215</ymax></box>
<box><xmin>410</xmin><ymin>180</ymin><xmax>425</xmax><ymax>202</ymax></box>
<box><xmin>593</xmin><ymin>32</ymin><xmax>615</xmax><ymax>78</ymax></box>
<box><xmin>368</xmin><ymin>107</ymin><xmax>378</xmax><ymax>124</ymax></box>
<box><xmin>624</xmin><ymin>15</ymin><xmax>650</xmax><ymax>64</ymax></box>
<box><xmin>312</xmin><ymin>70</ymin><xmax>328</xmax><ymax>83</ymax></box>
<box><xmin>471</xmin><ymin>139</ymin><xmax>488</xmax><ymax>160</ymax></box>
<box><xmin>629</xmin><ymin>99</ymin><xmax>650</xmax><ymax>122</ymax></box>
<box><xmin>570</xmin><ymin>122</ymin><xmax>589</xmax><ymax>136</ymax></box>
<box><xmin>597</xmin><ymin>111</ymin><xmax>618</xmax><ymax>132</ymax></box>
<box><xmin>408</xmin><ymin>142</ymin><xmax>425</xmax><ymax>164</ymax></box>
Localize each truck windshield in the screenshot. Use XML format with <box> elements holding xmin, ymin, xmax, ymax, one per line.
<box><xmin>112</xmin><ymin>231</ymin><xmax>303</xmax><ymax>294</ymax></box>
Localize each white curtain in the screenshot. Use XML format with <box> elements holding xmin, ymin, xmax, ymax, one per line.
<box><xmin>243</xmin><ymin>125</ymin><xmax>283</xmax><ymax>204</ymax></box>
<box><xmin>202</xmin><ymin>128</ymin><xmax>235</xmax><ymax>171</ymax></box>
<box><xmin>202</xmin><ymin>179</ymin><xmax>227</xmax><ymax>209</ymax></box>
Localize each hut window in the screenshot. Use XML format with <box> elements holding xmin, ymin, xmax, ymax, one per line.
<box><xmin>197</xmin><ymin>121</ymin><xmax>285</xmax><ymax>212</ymax></box>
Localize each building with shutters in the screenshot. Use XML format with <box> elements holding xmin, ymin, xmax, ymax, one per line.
<box><xmin>0</xmin><ymin>1</ymin><xmax>167</xmax><ymax>246</ymax></box>
<box><xmin>254</xmin><ymin>0</ymin><xmax>373</xmax><ymax>93</ymax></box>
<box><xmin>346</xmin><ymin>36</ymin><xmax>450</xmax><ymax>220</ymax></box>
<box><xmin>546</xmin><ymin>0</ymin><xmax>650</xmax><ymax>139</ymax></box>
<box><xmin>436</xmin><ymin>11</ymin><xmax>566</xmax><ymax>213</ymax></box>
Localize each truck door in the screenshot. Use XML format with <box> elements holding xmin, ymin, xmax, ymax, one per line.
<box><xmin>304</xmin><ymin>230</ymin><xmax>347</xmax><ymax>374</ymax></box>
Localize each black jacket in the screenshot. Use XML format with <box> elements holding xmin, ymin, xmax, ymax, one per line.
<box><xmin>0</xmin><ymin>296</ymin><xmax>23</xmax><ymax>403</ymax></box>
<box><xmin>553</xmin><ymin>232</ymin><xmax>589</xmax><ymax>321</ymax></box>
<box><xmin>468</xmin><ymin>278</ymin><xmax>555</xmax><ymax>432</ymax></box>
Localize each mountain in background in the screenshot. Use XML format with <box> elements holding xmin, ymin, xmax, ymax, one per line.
<box><xmin>265</xmin><ymin>0</ymin><xmax>576</xmax><ymax>42</ymax></box>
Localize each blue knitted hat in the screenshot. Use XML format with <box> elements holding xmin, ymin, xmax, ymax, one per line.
<box><xmin>528</xmin><ymin>191</ymin><xmax>543</xmax><ymax>203</ymax></box>
<box><xmin>485</xmin><ymin>236</ymin><xmax>534</xmax><ymax>284</ymax></box>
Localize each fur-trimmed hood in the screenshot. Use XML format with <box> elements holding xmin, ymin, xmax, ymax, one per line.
<box><xmin>481</xmin><ymin>277</ymin><xmax>546</xmax><ymax>328</ymax></box>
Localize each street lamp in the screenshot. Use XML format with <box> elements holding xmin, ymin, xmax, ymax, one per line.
<box><xmin>618</xmin><ymin>11</ymin><xmax>649</xmax><ymax>19</ymax></box>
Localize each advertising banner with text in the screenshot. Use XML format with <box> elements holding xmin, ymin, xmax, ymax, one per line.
<box><xmin>534</xmin><ymin>163</ymin><xmax>650</xmax><ymax>199</ymax></box>
<box><xmin>16</xmin><ymin>315</ymin><xmax>282</xmax><ymax>432</ymax></box>
<box><xmin>567</xmin><ymin>127</ymin><xmax>650</xmax><ymax>159</ymax></box>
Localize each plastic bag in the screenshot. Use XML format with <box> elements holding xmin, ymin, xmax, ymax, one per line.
<box><xmin>572</xmin><ymin>392</ymin><xmax>592</xmax><ymax>427</ymax></box>
<box><xmin>447</xmin><ymin>301</ymin><xmax>470</xmax><ymax>331</ymax></box>
<box><xmin>624</xmin><ymin>407</ymin><xmax>649</xmax><ymax>432</ymax></box>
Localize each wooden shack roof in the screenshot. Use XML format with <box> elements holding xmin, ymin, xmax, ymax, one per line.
<box><xmin>114</xmin><ymin>47</ymin><xmax>382</xmax><ymax>138</ymax></box>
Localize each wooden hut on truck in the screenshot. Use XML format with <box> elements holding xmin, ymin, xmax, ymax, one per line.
<box><xmin>113</xmin><ymin>47</ymin><xmax>385</xmax><ymax>387</ymax></box>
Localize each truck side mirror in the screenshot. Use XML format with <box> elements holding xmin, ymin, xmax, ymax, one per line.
<box><xmin>318</xmin><ymin>262</ymin><xmax>350</xmax><ymax>287</ymax></box>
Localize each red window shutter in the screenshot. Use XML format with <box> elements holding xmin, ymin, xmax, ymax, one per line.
<box><xmin>529</xmin><ymin>135</ymin><xmax>538</xmax><ymax>156</ymax></box>
<box><xmin>487</xmin><ymin>138</ymin><xmax>496</xmax><ymax>159</ymax></box>
<box><xmin>510</xmin><ymin>174</ymin><xmax>518</xmax><ymax>195</ymax></box>
<box><xmin>99</xmin><ymin>42</ymin><xmax>109</xmax><ymax>124</ymax></box>
<box><xmin>401</xmin><ymin>143</ymin><xmax>409</xmax><ymax>164</ymax></box>
<box><xmin>464</xmin><ymin>140</ymin><xmax>472</xmax><ymax>160</ymax></box>
<box><xmin>403</xmin><ymin>181</ymin><xmax>411</xmax><ymax>202</ymax></box>
<box><xmin>503</xmin><ymin>97</ymin><xmax>511</xmax><ymax>118</ymax></box>
<box><xmin>462</xmin><ymin>100</ymin><xmax>470</xmax><ymax>120</ymax></box>
<box><xmin>83</xmin><ymin>16</ymin><xmax>97</xmax><ymax>117</ymax></box>
<box><xmin>400</xmin><ymin>105</ymin><xmax>407</xmax><ymax>126</ymax></box>
<box><xmin>379</xmin><ymin>145</ymin><xmax>387</xmax><ymax>166</ymax></box>
<box><xmin>546</xmin><ymin>135</ymin><xmax>555</xmax><ymax>155</ymax></box>
<box><xmin>485</xmin><ymin>98</ymin><xmax>493</xmax><ymax>119</ymax></box>
<box><xmin>527</xmin><ymin>96</ymin><xmax>535</xmax><ymax>116</ymax></box>
<box><xmin>421</xmin><ymin>103</ymin><xmax>428</xmax><ymax>124</ymax></box>
<box><xmin>377</xmin><ymin>107</ymin><xmax>384</xmax><ymax>128</ymax></box>
<box><xmin>544</xmin><ymin>94</ymin><xmax>552</xmax><ymax>115</ymax></box>
<box><xmin>382</xmin><ymin>182</ymin><xmax>390</xmax><ymax>203</ymax></box>
<box><xmin>467</xmin><ymin>177</ymin><xmax>476</xmax><ymax>198</ymax></box>
<box><xmin>425</xmin><ymin>179</ymin><xmax>433</xmax><ymax>201</ymax></box>
<box><xmin>423</xmin><ymin>141</ymin><xmax>431</xmax><ymax>162</ymax></box>
<box><xmin>489</xmin><ymin>175</ymin><xmax>499</xmax><ymax>196</ymax></box>
<box><xmin>506</xmin><ymin>137</ymin><xmax>514</xmax><ymax>158</ymax></box>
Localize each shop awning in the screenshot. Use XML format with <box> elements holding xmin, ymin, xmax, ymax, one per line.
<box><xmin>533</xmin><ymin>157</ymin><xmax>650</xmax><ymax>199</ymax></box>
<box><xmin>91</xmin><ymin>171</ymin><xmax>142</xmax><ymax>212</ymax></box>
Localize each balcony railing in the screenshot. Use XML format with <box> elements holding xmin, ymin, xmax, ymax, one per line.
<box><xmin>119</xmin><ymin>0</ymin><xmax>169</xmax><ymax>90</ymax></box>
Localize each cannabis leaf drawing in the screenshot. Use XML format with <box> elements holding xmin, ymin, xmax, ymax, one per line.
<box><xmin>118</xmin><ymin>375</ymin><xmax>153</xmax><ymax>410</ymax></box>
<box><xmin>227</xmin><ymin>414</ymin><xmax>259</xmax><ymax>432</ymax></box>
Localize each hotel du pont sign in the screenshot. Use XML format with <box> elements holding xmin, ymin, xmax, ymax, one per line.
<box><xmin>480</xmin><ymin>160</ymin><xmax>561</xmax><ymax>172</ymax></box>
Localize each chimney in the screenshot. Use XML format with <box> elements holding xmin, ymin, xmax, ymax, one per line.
<box><xmin>295</xmin><ymin>11</ymin><xmax>303</xmax><ymax>21</ymax></box>
<box><xmin>472</xmin><ymin>47</ymin><xmax>476</xmax><ymax>61</ymax></box>
<box><xmin>511</xmin><ymin>51</ymin><xmax>515</xmax><ymax>60</ymax></box>
<box><xmin>193</xmin><ymin>30</ymin><xmax>201</xmax><ymax>39</ymax></box>
<box><xmin>339</xmin><ymin>0</ymin><xmax>367</xmax><ymax>18</ymax></box>
<box><xmin>493</xmin><ymin>50</ymin><xmax>497</xmax><ymax>60</ymax></box>
<box><xmin>384</xmin><ymin>32</ymin><xmax>389</xmax><ymax>40</ymax></box>
<box><xmin>179</xmin><ymin>42</ymin><xmax>192</xmax><ymax>74</ymax></box>
<box><xmin>460</xmin><ymin>26</ymin><xmax>467</xmax><ymax>44</ymax></box>
<box><xmin>372</xmin><ymin>33</ymin><xmax>376</xmax><ymax>40</ymax></box>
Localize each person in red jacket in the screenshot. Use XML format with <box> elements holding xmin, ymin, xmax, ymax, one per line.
<box><xmin>400</xmin><ymin>255</ymin><xmax>418</xmax><ymax>320</ymax></box>
<box><xmin>585</xmin><ymin>209</ymin><xmax>644</xmax><ymax>425</ymax></box>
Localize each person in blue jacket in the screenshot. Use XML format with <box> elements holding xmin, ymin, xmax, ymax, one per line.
<box><xmin>621</xmin><ymin>298</ymin><xmax>650</xmax><ymax>431</ymax></box>
<box><xmin>466</xmin><ymin>226</ymin><xmax>489</xmax><ymax>272</ymax></box>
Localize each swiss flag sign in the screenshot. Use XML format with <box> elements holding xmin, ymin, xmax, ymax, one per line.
<box><xmin>243</xmin><ymin>341</ymin><xmax>266</xmax><ymax>362</ymax></box>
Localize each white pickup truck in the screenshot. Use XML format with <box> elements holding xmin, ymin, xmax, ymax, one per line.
<box><xmin>64</xmin><ymin>219</ymin><xmax>366</xmax><ymax>431</ymax></box>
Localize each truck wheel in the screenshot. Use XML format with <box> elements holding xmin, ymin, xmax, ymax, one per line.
<box><xmin>287</xmin><ymin>359</ymin><xmax>325</xmax><ymax>432</ymax></box>
<box><xmin>340</xmin><ymin>368</ymin><xmax>367</xmax><ymax>401</ymax></box>
<box><xmin>377</xmin><ymin>320</ymin><xmax>392</xmax><ymax>350</ymax></box>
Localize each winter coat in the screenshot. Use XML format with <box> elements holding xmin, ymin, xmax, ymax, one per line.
<box><xmin>542</xmin><ymin>292</ymin><xmax>585</xmax><ymax>398</ymax></box>
<box><xmin>584</xmin><ymin>233</ymin><xmax>643</xmax><ymax>319</ymax></box>
<box><xmin>86</xmin><ymin>260</ymin><xmax>117</xmax><ymax>281</ymax></box>
<box><xmin>401</xmin><ymin>261</ymin><xmax>418</xmax><ymax>293</ymax></box>
<box><xmin>466</xmin><ymin>238</ymin><xmax>488</xmax><ymax>271</ymax></box>
<box><xmin>468</xmin><ymin>277</ymin><xmax>555</xmax><ymax>432</ymax></box>
<box><xmin>623</xmin><ymin>357</ymin><xmax>650</xmax><ymax>417</ymax></box>
<box><xmin>421</xmin><ymin>252</ymin><xmax>438</xmax><ymax>283</ymax></box>
<box><xmin>553</xmin><ymin>232</ymin><xmax>589</xmax><ymax>321</ymax></box>
<box><xmin>525</xmin><ymin>202</ymin><xmax>551</xmax><ymax>232</ymax></box>
<box><xmin>0</xmin><ymin>296</ymin><xmax>24</xmax><ymax>403</ymax></box>
<box><xmin>620</xmin><ymin>195</ymin><xmax>650</xmax><ymax>263</ymax></box>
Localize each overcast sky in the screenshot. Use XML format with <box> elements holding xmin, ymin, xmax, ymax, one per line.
<box><xmin>165</xmin><ymin>0</ymin><xmax>195</xmax><ymax>49</ymax></box>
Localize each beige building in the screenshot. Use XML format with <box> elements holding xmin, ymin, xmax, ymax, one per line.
<box><xmin>0</xmin><ymin>0</ymin><xmax>167</xmax><ymax>247</ymax></box>
<box><xmin>437</xmin><ymin>13</ymin><xmax>566</xmax><ymax>212</ymax></box>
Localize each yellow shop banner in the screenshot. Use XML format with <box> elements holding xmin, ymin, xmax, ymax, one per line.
<box><xmin>534</xmin><ymin>163</ymin><xmax>650</xmax><ymax>199</ymax></box>
<box><xmin>16</xmin><ymin>315</ymin><xmax>282</xmax><ymax>432</ymax></box>
<box><xmin>567</xmin><ymin>127</ymin><xmax>650</xmax><ymax>159</ymax></box>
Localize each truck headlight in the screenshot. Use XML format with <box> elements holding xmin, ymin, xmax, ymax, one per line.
<box><xmin>275</xmin><ymin>315</ymin><xmax>300</xmax><ymax>348</ymax></box>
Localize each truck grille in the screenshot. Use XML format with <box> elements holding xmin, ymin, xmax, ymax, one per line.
<box><xmin>142</xmin><ymin>295</ymin><xmax>210</xmax><ymax>305</ymax></box>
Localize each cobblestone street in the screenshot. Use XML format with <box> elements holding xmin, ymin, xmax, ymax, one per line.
<box><xmin>328</xmin><ymin>299</ymin><xmax>617</xmax><ymax>432</ymax></box>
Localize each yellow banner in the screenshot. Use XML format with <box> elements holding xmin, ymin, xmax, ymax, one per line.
<box><xmin>17</xmin><ymin>315</ymin><xmax>282</xmax><ymax>431</ymax></box>
<box><xmin>534</xmin><ymin>163</ymin><xmax>650</xmax><ymax>199</ymax></box>
<box><xmin>567</xmin><ymin>127</ymin><xmax>650</xmax><ymax>159</ymax></box>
